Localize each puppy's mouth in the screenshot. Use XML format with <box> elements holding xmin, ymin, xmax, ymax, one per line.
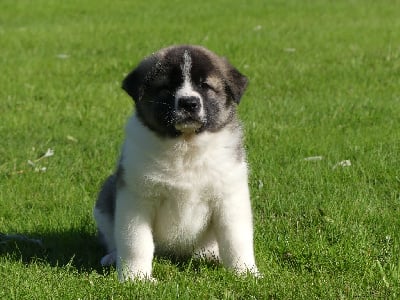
<box><xmin>175</xmin><ymin>120</ymin><xmax>202</xmax><ymax>134</ymax></box>
<box><xmin>174</xmin><ymin>114</ymin><xmax>204</xmax><ymax>134</ymax></box>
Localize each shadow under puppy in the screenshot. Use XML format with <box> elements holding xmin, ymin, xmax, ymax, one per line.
<box><xmin>94</xmin><ymin>45</ymin><xmax>260</xmax><ymax>281</ymax></box>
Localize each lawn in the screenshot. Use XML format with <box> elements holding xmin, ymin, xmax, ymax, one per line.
<box><xmin>1</xmin><ymin>0</ymin><xmax>400</xmax><ymax>298</ymax></box>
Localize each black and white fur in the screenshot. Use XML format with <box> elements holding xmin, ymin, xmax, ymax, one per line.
<box><xmin>94</xmin><ymin>45</ymin><xmax>259</xmax><ymax>281</ymax></box>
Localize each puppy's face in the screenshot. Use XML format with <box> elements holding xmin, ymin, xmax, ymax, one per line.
<box><xmin>122</xmin><ymin>45</ymin><xmax>248</xmax><ymax>137</ymax></box>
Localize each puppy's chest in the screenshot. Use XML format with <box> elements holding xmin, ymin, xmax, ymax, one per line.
<box><xmin>148</xmin><ymin>152</ymin><xmax>218</xmax><ymax>252</ymax></box>
<box><xmin>152</xmin><ymin>193</ymin><xmax>211</xmax><ymax>252</ymax></box>
<box><xmin>144</xmin><ymin>148</ymin><xmax>223</xmax><ymax>191</ymax></box>
<box><xmin>123</xmin><ymin>132</ymin><xmax>241</xmax><ymax>252</ymax></box>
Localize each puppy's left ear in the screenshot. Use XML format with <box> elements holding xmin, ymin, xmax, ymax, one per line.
<box><xmin>122</xmin><ymin>55</ymin><xmax>158</xmax><ymax>102</ymax></box>
<box><xmin>224</xmin><ymin>60</ymin><xmax>248</xmax><ymax>104</ymax></box>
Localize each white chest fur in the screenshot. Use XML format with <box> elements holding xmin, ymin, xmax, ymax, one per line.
<box><xmin>152</xmin><ymin>192</ymin><xmax>211</xmax><ymax>255</ymax></box>
<box><xmin>111</xmin><ymin>115</ymin><xmax>258</xmax><ymax>281</ymax></box>
<box><xmin>120</xmin><ymin>116</ymin><xmax>248</xmax><ymax>255</ymax></box>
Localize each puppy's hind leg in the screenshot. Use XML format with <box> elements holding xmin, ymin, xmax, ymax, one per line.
<box><xmin>100</xmin><ymin>249</ymin><xmax>116</xmax><ymax>266</ymax></box>
<box><xmin>94</xmin><ymin>175</ymin><xmax>117</xmax><ymax>266</ymax></box>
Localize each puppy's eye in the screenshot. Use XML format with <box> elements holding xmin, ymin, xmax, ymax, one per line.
<box><xmin>200</xmin><ymin>81</ymin><xmax>214</xmax><ymax>91</ymax></box>
<box><xmin>157</xmin><ymin>85</ymin><xmax>171</xmax><ymax>93</ymax></box>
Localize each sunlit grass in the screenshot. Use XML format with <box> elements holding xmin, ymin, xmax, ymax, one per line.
<box><xmin>1</xmin><ymin>0</ymin><xmax>399</xmax><ymax>298</ymax></box>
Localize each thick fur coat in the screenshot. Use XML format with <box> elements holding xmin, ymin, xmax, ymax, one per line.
<box><xmin>94</xmin><ymin>45</ymin><xmax>259</xmax><ymax>281</ymax></box>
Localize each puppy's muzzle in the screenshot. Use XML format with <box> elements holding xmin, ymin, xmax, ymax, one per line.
<box><xmin>175</xmin><ymin>96</ymin><xmax>204</xmax><ymax>133</ymax></box>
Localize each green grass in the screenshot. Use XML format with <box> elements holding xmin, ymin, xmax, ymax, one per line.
<box><xmin>1</xmin><ymin>0</ymin><xmax>400</xmax><ymax>298</ymax></box>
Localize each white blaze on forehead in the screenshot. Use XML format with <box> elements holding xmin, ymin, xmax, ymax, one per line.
<box><xmin>175</xmin><ymin>50</ymin><xmax>204</xmax><ymax>119</ymax></box>
<box><xmin>177</xmin><ymin>50</ymin><xmax>196</xmax><ymax>98</ymax></box>
<box><xmin>182</xmin><ymin>50</ymin><xmax>192</xmax><ymax>82</ymax></box>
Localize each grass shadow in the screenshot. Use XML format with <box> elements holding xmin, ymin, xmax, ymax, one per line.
<box><xmin>0</xmin><ymin>230</ymin><xmax>222</xmax><ymax>276</ymax></box>
<box><xmin>0</xmin><ymin>229</ymin><xmax>104</xmax><ymax>273</ymax></box>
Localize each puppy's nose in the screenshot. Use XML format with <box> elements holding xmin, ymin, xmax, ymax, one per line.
<box><xmin>177</xmin><ymin>96</ymin><xmax>201</xmax><ymax>113</ymax></box>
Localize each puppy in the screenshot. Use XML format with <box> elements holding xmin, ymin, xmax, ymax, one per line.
<box><xmin>94</xmin><ymin>45</ymin><xmax>259</xmax><ymax>281</ymax></box>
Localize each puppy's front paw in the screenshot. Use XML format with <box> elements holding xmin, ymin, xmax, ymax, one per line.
<box><xmin>250</xmin><ymin>268</ymin><xmax>264</xmax><ymax>279</ymax></box>
<box><xmin>117</xmin><ymin>263</ymin><xmax>155</xmax><ymax>283</ymax></box>
<box><xmin>118</xmin><ymin>271</ymin><xmax>157</xmax><ymax>283</ymax></box>
<box><xmin>234</xmin><ymin>264</ymin><xmax>262</xmax><ymax>278</ymax></box>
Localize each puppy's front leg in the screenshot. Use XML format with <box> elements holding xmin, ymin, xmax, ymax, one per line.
<box><xmin>214</xmin><ymin>183</ymin><xmax>260</xmax><ymax>277</ymax></box>
<box><xmin>114</xmin><ymin>187</ymin><xmax>155</xmax><ymax>281</ymax></box>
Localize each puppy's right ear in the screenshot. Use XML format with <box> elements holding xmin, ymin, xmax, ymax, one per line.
<box><xmin>122</xmin><ymin>55</ymin><xmax>158</xmax><ymax>102</ymax></box>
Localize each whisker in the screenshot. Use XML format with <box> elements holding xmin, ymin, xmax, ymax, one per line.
<box><xmin>145</xmin><ymin>100</ymin><xmax>173</xmax><ymax>107</ymax></box>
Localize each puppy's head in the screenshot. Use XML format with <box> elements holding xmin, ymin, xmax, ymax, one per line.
<box><xmin>122</xmin><ymin>45</ymin><xmax>248</xmax><ymax>137</ymax></box>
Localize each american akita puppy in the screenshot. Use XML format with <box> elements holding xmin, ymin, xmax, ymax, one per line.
<box><xmin>94</xmin><ymin>45</ymin><xmax>259</xmax><ymax>281</ymax></box>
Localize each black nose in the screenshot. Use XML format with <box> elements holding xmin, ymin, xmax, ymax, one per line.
<box><xmin>177</xmin><ymin>96</ymin><xmax>201</xmax><ymax>113</ymax></box>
